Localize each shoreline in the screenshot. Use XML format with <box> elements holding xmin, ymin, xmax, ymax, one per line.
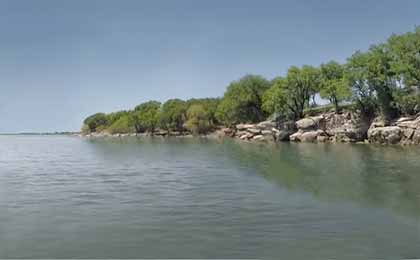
<box><xmin>81</xmin><ymin>111</ymin><xmax>420</xmax><ymax>146</ymax></box>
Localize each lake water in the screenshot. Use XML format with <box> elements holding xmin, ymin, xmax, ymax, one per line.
<box><xmin>1</xmin><ymin>135</ymin><xmax>420</xmax><ymax>259</ymax></box>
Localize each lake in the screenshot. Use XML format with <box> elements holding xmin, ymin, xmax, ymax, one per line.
<box><xmin>1</xmin><ymin>135</ymin><xmax>420</xmax><ymax>259</ymax></box>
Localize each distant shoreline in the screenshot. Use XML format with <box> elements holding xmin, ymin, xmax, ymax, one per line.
<box><xmin>0</xmin><ymin>132</ymin><xmax>80</xmax><ymax>136</ymax></box>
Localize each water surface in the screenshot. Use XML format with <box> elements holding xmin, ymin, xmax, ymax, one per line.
<box><xmin>1</xmin><ymin>135</ymin><xmax>420</xmax><ymax>259</ymax></box>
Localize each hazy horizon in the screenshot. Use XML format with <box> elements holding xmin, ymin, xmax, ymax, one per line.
<box><xmin>1</xmin><ymin>0</ymin><xmax>419</xmax><ymax>133</ymax></box>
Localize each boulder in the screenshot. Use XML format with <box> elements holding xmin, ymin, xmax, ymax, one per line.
<box><xmin>289</xmin><ymin>131</ymin><xmax>302</xmax><ymax>142</ymax></box>
<box><xmin>252</xmin><ymin>135</ymin><xmax>265</xmax><ymax>141</ymax></box>
<box><xmin>248</xmin><ymin>128</ymin><xmax>261</xmax><ymax>134</ymax></box>
<box><xmin>295</xmin><ymin>116</ymin><xmax>325</xmax><ymax>130</ymax></box>
<box><xmin>239</xmin><ymin>132</ymin><xmax>254</xmax><ymax>140</ymax></box>
<box><xmin>368</xmin><ymin>126</ymin><xmax>402</xmax><ymax>144</ymax></box>
<box><xmin>317</xmin><ymin>135</ymin><xmax>328</xmax><ymax>142</ymax></box>
<box><xmin>296</xmin><ymin>118</ymin><xmax>316</xmax><ymax>130</ymax></box>
<box><xmin>274</xmin><ymin>130</ymin><xmax>291</xmax><ymax>141</ymax></box>
<box><xmin>397</xmin><ymin>119</ymin><xmax>420</xmax><ymax>129</ymax></box>
<box><xmin>236</xmin><ymin>124</ymin><xmax>255</xmax><ymax>130</ymax></box>
<box><xmin>256</xmin><ymin>120</ymin><xmax>276</xmax><ymax>130</ymax></box>
<box><xmin>396</xmin><ymin>117</ymin><xmax>415</xmax><ymax>123</ymax></box>
<box><xmin>413</xmin><ymin>130</ymin><xmax>420</xmax><ymax>144</ymax></box>
<box><xmin>261</xmin><ymin>130</ymin><xmax>273</xmax><ymax>136</ymax></box>
<box><xmin>403</xmin><ymin>128</ymin><xmax>415</xmax><ymax>140</ymax></box>
<box><xmin>289</xmin><ymin>130</ymin><xmax>324</xmax><ymax>142</ymax></box>
<box><xmin>300</xmin><ymin>130</ymin><xmax>324</xmax><ymax>142</ymax></box>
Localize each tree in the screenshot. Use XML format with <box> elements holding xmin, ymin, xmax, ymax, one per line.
<box><xmin>184</xmin><ymin>104</ymin><xmax>212</xmax><ymax>134</ymax></box>
<box><xmin>319</xmin><ymin>61</ymin><xmax>351</xmax><ymax>113</ymax></box>
<box><xmin>273</xmin><ymin>66</ymin><xmax>321</xmax><ymax>120</ymax></box>
<box><xmin>216</xmin><ymin>75</ymin><xmax>270</xmax><ymax>126</ymax></box>
<box><xmin>132</xmin><ymin>101</ymin><xmax>161</xmax><ymax>133</ymax></box>
<box><xmin>160</xmin><ymin>99</ymin><xmax>187</xmax><ymax>131</ymax></box>
<box><xmin>83</xmin><ymin>113</ymin><xmax>108</xmax><ymax>132</ymax></box>
<box><xmin>387</xmin><ymin>26</ymin><xmax>420</xmax><ymax>88</ymax></box>
<box><xmin>106</xmin><ymin>111</ymin><xmax>130</xmax><ymax>127</ymax></box>
<box><xmin>347</xmin><ymin>45</ymin><xmax>399</xmax><ymax>122</ymax></box>
<box><xmin>107</xmin><ymin>114</ymin><xmax>135</xmax><ymax>134</ymax></box>
<box><xmin>186</xmin><ymin>98</ymin><xmax>220</xmax><ymax>126</ymax></box>
<box><xmin>262</xmin><ymin>77</ymin><xmax>289</xmax><ymax>116</ymax></box>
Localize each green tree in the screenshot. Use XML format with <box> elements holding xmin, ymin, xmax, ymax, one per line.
<box><xmin>107</xmin><ymin>114</ymin><xmax>135</xmax><ymax>134</ymax></box>
<box><xmin>262</xmin><ymin>77</ymin><xmax>289</xmax><ymax>116</ymax></box>
<box><xmin>319</xmin><ymin>61</ymin><xmax>351</xmax><ymax>113</ymax></box>
<box><xmin>106</xmin><ymin>111</ymin><xmax>129</xmax><ymax>127</ymax></box>
<box><xmin>83</xmin><ymin>113</ymin><xmax>108</xmax><ymax>132</ymax></box>
<box><xmin>272</xmin><ymin>66</ymin><xmax>321</xmax><ymax>120</ymax></box>
<box><xmin>160</xmin><ymin>99</ymin><xmax>187</xmax><ymax>131</ymax></box>
<box><xmin>184</xmin><ymin>104</ymin><xmax>212</xmax><ymax>134</ymax></box>
<box><xmin>186</xmin><ymin>98</ymin><xmax>220</xmax><ymax>126</ymax></box>
<box><xmin>132</xmin><ymin>101</ymin><xmax>161</xmax><ymax>133</ymax></box>
<box><xmin>216</xmin><ymin>75</ymin><xmax>270</xmax><ymax>126</ymax></box>
<box><xmin>347</xmin><ymin>45</ymin><xmax>398</xmax><ymax>121</ymax></box>
<box><xmin>387</xmin><ymin>26</ymin><xmax>420</xmax><ymax>88</ymax></box>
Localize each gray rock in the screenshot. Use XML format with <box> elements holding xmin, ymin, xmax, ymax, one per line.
<box><xmin>295</xmin><ymin>116</ymin><xmax>325</xmax><ymax>130</ymax></box>
<box><xmin>239</xmin><ymin>133</ymin><xmax>253</xmax><ymax>140</ymax></box>
<box><xmin>289</xmin><ymin>131</ymin><xmax>302</xmax><ymax>142</ymax></box>
<box><xmin>300</xmin><ymin>130</ymin><xmax>323</xmax><ymax>142</ymax></box>
<box><xmin>413</xmin><ymin>130</ymin><xmax>420</xmax><ymax>144</ymax></box>
<box><xmin>256</xmin><ymin>121</ymin><xmax>276</xmax><ymax>130</ymax></box>
<box><xmin>252</xmin><ymin>135</ymin><xmax>265</xmax><ymax>141</ymax></box>
<box><xmin>236</xmin><ymin>124</ymin><xmax>255</xmax><ymax>130</ymax></box>
<box><xmin>296</xmin><ymin>118</ymin><xmax>317</xmax><ymax>130</ymax></box>
<box><xmin>261</xmin><ymin>130</ymin><xmax>273</xmax><ymax>135</ymax></box>
<box><xmin>397</xmin><ymin>119</ymin><xmax>420</xmax><ymax>129</ymax></box>
<box><xmin>368</xmin><ymin>126</ymin><xmax>402</xmax><ymax>144</ymax></box>
<box><xmin>247</xmin><ymin>128</ymin><xmax>261</xmax><ymax>134</ymax></box>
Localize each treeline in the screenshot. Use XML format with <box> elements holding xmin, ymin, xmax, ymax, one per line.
<box><xmin>83</xmin><ymin>27</ymin><xmax>420</xmax><ymax>135</ymax></box>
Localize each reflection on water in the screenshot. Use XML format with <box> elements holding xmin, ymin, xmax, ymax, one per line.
<box><xmin>230</xmin><ymin>141</ymin><xmax>420</xmax><ymax>218</ymax></box>
<box><xmin>0</xmin><ymin>135</ymin><xmax>420</xmax><ymax>259</ymax></box>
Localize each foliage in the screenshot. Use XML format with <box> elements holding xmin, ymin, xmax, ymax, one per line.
<box><xmin>160</xmin><ymin>99</ymin><xmax>187</xmax><ymax>131</ymax></box>
<box><xmin>262</xmin><ymin>77</ymin><xmax>289</xmax><ymax>117</ymax></box>
<box><xmin>393</xmin><ymin>89</ymin><xmax>420</xmax><ymax>115</ymax></box>
<box><xmin>106</xmin><ymin>111</ymin><xmax>130</xmax><ymax>127</ymax></box>
<box><xmin>346</xmin><ymin>45</ymin><xmax>399</xmax><ymax>121</ymax></box>
<box><xmin>319</xmin><ymin>61</ymin><xmax>351</xmax><ymax>112</ymax></box>
<box><xmin>184</xmin><ymin>104</ymin><xmax>212</xmax><ymax>134</ymax></box>
<box><xmin>106</xmin><ymin>114</ymin><xmax>135</xmax><ymax>134</ymax></box>
<box><xmin>186</xmin><ymin>98</ymin><xmax>220</xmax><ymax>126</ymax></box>
<box><xmin>387</xmin><ymin>26</ymin><xmax>420</xmax><ymax>88</ymax></box>
<box><xmin>263</xmin><ymin>66</ymin><xmax>321</xmax><ymax>120</ymax></box>
<box><xmin>82</xmin><ymin>27</ymin><xmax>420</xmax><ymax>133</ymax></box>
<box><xmin>216</xmin><ymin>75</ymin><xmax>270</xmax><ymax>126</ymax></box>
<box><xmin>132</xmin><ymin>101</ymin><xmax>161</xmax><ymax>133</ymax></box>
<box><xmin>83</xmin><ymin>113</ymin><xmax>108</xmax><ymax>132</ymax></box>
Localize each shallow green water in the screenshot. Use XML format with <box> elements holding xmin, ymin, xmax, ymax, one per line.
<box><xmin>1</xmin><ymin>135</ymin><xmax>420</xmax><ymax>259</ymax></box>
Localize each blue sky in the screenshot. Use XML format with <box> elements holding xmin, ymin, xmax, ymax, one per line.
<box><xmin>0</xmin><ymin>0</ymin><xmax>419</xmax><ymax>132</ymax></box>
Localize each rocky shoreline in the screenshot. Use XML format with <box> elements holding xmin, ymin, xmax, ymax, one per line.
<box><xmin>83</xmin><ymin>112</ymin><xmax>420</xmax><ymax>145</ymax></box>
<box><xmin>217</xmin><ymin>112</ymin><xmax>420</xmax><ymax>145</ymax></box>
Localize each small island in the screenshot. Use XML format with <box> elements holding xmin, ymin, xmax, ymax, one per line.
<box><xmin>82</xmin><ymin>27</ymin><xmax>420</xmax><ymax>145</ymax></box>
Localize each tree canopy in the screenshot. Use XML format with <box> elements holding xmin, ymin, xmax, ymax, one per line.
<box><xmin>216</xmin><ymin>75</ymin><xmax>270</xmax><ymax>126</ymax></box>
<box><xmin>132</xmin><ymin>101</ymin><xmax>161</xmax><ymax>133</ymax></box>
<box><xmin>319</xmin><ymin>61</ymin><xmax>351</xmax><ymax>112</ymax></box>
<box><xmin>82</xmin><ymin>27</ymin><xmax>420</xmax><ymax>134</ymax></box>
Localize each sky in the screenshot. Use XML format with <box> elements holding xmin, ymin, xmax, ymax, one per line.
<box><xmin>0</xmin><ymin>0</ymin><xmax>419</xmax><ymax>133</ymax></box>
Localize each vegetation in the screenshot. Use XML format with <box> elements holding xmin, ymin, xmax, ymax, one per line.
<box><xmin>319</xmin><ymin>61</ymin><xmax>351</xmax><ymax>113</ymax></box>
<box><xmin>132</xmin><ymin>101</ymin><xmax>161</xmax><ymax>133</ymax></box>
<box><xmin>215</xmin><ymin>75</ymin><xmax>270</xmax><ymax>126</ymax></box>
<box><xmin>82</xmin><ymin>27</ymin><xmax>420</xmax><ymax>134</ymax></box>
